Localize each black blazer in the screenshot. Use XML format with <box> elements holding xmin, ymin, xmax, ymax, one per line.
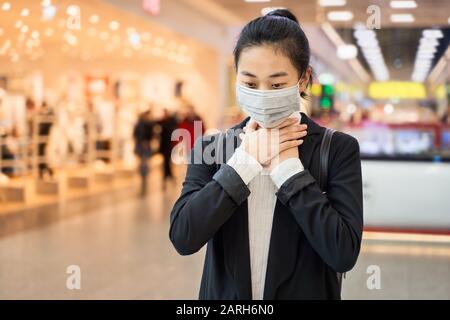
<box><xmin>169</xmin><ymin>112</ymin><xmax>363</xmax><ymax>300</ymax></box>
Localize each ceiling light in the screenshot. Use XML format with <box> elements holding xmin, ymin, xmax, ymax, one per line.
<box><xmin>362</xmin><ymin>47</ymin><xmax>381</xmax><ymax>56</ymax></box>
<box><xmin>65</xmin><ymin>32</ymin><xmax>78</xmax><ymax>46</ymax></box>
<box><xmin>25</xmin><ymin>39</ymin><xmax>34</xmax><ymax>48</ymax></box>
<box><xmin>21</xmin><ymin>8</ymin><xmax>30</xmax><ymax>16</ymax></box>
<box><xmin>319</xmin><ymin>0</ymin><xmax>346</xmax><ymax>6</ymax></box>
<box><xmin>1</xmin><ymin>2</ymin><xmax>11</xmax><ymax>11</ymax></box>
<box><xmin>42</xmin><ymin>4</ymin><xmax>56</xmax><ymax>21</ymax></box>
<box><xmin>128</xmin><ymin>32</ymin><xmax>141</xmax><ymax>49</ymax></box>
<box><xmin>420</xmin><ymin>38</ymin><xmax>439</xmax><ymax>47</ymax></box>
<box><xmin>414</xmin><ymin>67</ymin><xmax>430</xmax><ymax>73</ymax></box>
<box><xmin>416</xmin><ymin>52</ymin><xmax>434</xmax><ymax>59</ymax></box>
<box><xmin>261</xmin><ymin>7</ymin><xmax>285</xmax><ymax>16</ymax></box>
<box><xmin>327</xmin><ymin>11</ymin><xmax>354</xmax><ymax>21</ymax></box>
<box><xmin>422</xmin><ymin>29</ymin><xmax>443</xmax><ymax>39</ymax></box>
<box><xmin>384</xmin><ymin>104</ymin><xmax>394</xmax><ymax>114</ymax></box>
<box><xmin>390</xmin><ymin>1</ymin><xmax>417</xmax><ymax>9</ymax></box>
<box><xmin>354</xmin><ymin>29</ymin><xmax>376</xmax><ymax>39</ymax></box>
<box><xmin>357</xmin><ymin>38</ymin><xmax>379</xmax><ymax>48</ymax></box>
<box><xmin>66</xmin><ymin>5</ymin><xmax>79</xmax><ymax>16</ymax></box>
<box><xmin>362</xmin><ymin>46</ymin><xmax>380</xmax><ymax>54</ymax></box>
<box><xmin>418</xmin><ymin>47</ymin><xmax>437</xmax><ymax>54</ymax></box>
<box><xmin>20</xmin><ymin>25</ymin><xmax>29</xmax><ymax>33</ymax></box>
<box><xmin>109</xmin><ymin>21</ymin><xmax>120</xmax><ymax>31</ymax></box>
<box><xmin>363</xmin><ymin>52</ymin><xmax>382</xmax><ymax>59</ymax></box>
<box><xmin>390</xmin><ymin>14</ymin><xmax>415</xmax><ymax>23</ymax></box>
<box><xmin>129</xmin><ymin>32</ymin><xmax>141</xmax><ymax>46</ymax></box>
<box><xmin>355</xmin><ymin>26</ymin><xmax>389</xmax><ymax>81</ymax></box>
<box><xmin>415</xmin><ymin>58</ymin><xmax>432</xmax><ymax>64</ymax></box>
<box><xmin>415</xmin><ymin>59</ymin><xmax>432</xmax><ymax>64</ymax></box>
<box><xmin>41</xmin><ymin>0</ymin><xmax>51</xmax><ymax>6</ymax></box>
<box><xmin>0</xmin><ymin>39</ymin><xmax>11</xmax><ymax>55</ymax></box>
<box><xmin>346</xmin><ymin>103</ymin><xmax>357</xmax><ymax>114</ymax></box>
<box><xmin>318</xmin><ymin>73</ymin><xmax>335</xmax><ymax>84</ymax></box>
<box><xmin>337</xmin><ymin>44</ymin><xmax>357</xmax><ymax>59</ymax></box>
<box><xmin>411</xmin><ymin>30</ymin><xmax>439</xmax><ymax>81</ymax></box>
<box><xmin>412</xmin><ymin>74</ymin><xmax>426</xmax><ymax>82</ymax></box>
<box><xmin>89</xmin><ymin>15</ymin><xmax>99</xmax><ymax>24</ymax></box>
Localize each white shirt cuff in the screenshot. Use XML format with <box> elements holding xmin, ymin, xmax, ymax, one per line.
<box><xmin>270</xmin><ymin>158</ymin><xmax>304</xmax><ymax>189</ymax></box>
<box><xmin>227</xmin><ymin>147</ymin><xmax>262</xmax><ymax>185</ymax></box>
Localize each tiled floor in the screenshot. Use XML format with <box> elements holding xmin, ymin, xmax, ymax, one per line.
<box><xmin>0</xmin><ymin>167</ymin><xmax>449</xmax><ymax>300</ymax></box>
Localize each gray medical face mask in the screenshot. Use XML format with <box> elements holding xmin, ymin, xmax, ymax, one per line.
<box><xmin>236</xmin><ymin>82</ymin><xmax>301</xmax><ymax>128</ymax></box>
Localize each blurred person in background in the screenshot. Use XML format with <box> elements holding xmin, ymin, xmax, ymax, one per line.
<box><xmin>25</xmin><ymin>97</ymin><xmax>36</xmax><ymax>139</ymax></box>
<box><xmin>158</xmin><ymin>108</ymin><xmax>178</xmax><ymax>190</ymax></box>
<box><xmin>0</xmin><ymin>89</ymin><xmax>14</xmax><ymax>176</ymax></box>
<box><xmin>176</xmin><ymin>99</ymin><xmax>205</xmax><ymax>155</ymax></box>
<box><xmin>133</xmin><ymin>106</ymin><xmax>155</xmax><ymax>196</ymax></box>
<box><xmin>37</xmin><ymin>102</ymin><xmax>54</xmax><ymax>180</ymax></box>
<box><xmin>441</xmin><ymin>106</ymin><xmax>450</xmax><ymax>125</ymax></box>
<box><xmin>170</xmin><ymin>9</ymin><xmax>363</xmax><ymax>300</ymax></box>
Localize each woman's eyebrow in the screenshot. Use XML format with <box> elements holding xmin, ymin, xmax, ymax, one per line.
<box><xmin>240</xmin><ymin>71</ymin><xmax>257</xmax><ymax>78</ymax></box>
<box><xmin>269</xmin><ymin>72</ymin><xmax>288</xmax><ymax>78</ymax></box>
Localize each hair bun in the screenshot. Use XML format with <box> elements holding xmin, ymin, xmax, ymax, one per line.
<box><xmin>266</xmin><ymin>9</ymin><xmax>299</xmax><ymax>24</ymax></box>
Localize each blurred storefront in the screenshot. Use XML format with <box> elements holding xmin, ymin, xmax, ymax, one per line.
<box><xmin>0</xmin><ymin>0</ymin><xmax>222</xmax><ymax>215</ymax></box>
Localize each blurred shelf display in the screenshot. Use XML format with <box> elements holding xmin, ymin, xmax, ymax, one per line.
<box><xmin>344</xmin><ymin>122</ymin><xmax>450</xmax><ymax>161</ymax></box>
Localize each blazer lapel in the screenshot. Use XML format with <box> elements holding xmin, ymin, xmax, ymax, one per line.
<box><xmin>263</xmin><ymin>112</ymin><xmax>323</xmax><ymax>299</ymax></box>
<box><xmin>222</xmin><ymin>117</ymin><xmax>253</xmax><ymax>299</ymax></box>
<box><xmin>263</xmin><ymin>200</ymin><xmax>301</xmax><ymax>299</ymax></box>
<box><xmin>221</xmin><ymin>113</ymin><xmax>323</xmax><ymax>300</ymax></box>
<box><xmin>299</xmin><ymin>112</ymin><xmax>322</xmax><ymax>170</ymax></box>
<box><xmin>222</xmin><ymin>202</ymin><xmax>253</xmax><ymax>299</ymax></box>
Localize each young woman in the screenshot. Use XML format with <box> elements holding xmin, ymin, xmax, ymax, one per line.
<box><xmin>170</xmin><ymin>9</ymin><xmax>363</xmax><ymax>300</ymax></box>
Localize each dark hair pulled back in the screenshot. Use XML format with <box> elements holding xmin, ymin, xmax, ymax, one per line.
<box><xmin>233</xmin><ymin>9</ymin><xmax>312</xmax><ymax>98</ymax></box>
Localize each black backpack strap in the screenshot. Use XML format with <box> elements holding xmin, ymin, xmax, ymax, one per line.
<box><xmin>319</xmin><ymin>128</ymin><xmax>345</xmax><ymax>294</ymax></box>
<box><xmin>318</xmin><ymin>127</ymin><xmax>336</xmax><ymax>193</ymax></box>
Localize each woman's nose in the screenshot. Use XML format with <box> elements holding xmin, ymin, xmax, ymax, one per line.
<box><xmin>257</xmin><ymin>84</ymin><xmax>271</xmax><ymax>90</ymax></box>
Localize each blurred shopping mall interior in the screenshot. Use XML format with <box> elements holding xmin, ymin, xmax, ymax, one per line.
<box><xmin>0</xmin><ymin>0</ymin><xmax>449</xmax><ymax>299</ymax></box>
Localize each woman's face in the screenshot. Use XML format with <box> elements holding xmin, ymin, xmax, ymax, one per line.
<box><xmin>236</xmin><ymin>45</ymin><xmax>310</xmax><ymax>92</ymax></box>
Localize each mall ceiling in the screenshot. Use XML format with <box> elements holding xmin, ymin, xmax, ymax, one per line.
<box><xmin>207</xmin><ymin>0</ymin><xmax>450</xmax><ymax>82</ymax></box>
<box><xmin>210</xmin><ymin>0</ymin><xmax>450</xmax><ymax>28</ymax></box>
<box><xmin>336</xmin><ymin>27</ymin><xmax>450</xmax><ymax>81</ymax></box>
<box><xmin>0</xmin><ymin>0</ymin><xmax>197</xmax><ymax>65</ymax></box>
<box><xmin>1</xmin><ymin>0</ymin><xmax>449</xmax><ymax>83</ymax></box>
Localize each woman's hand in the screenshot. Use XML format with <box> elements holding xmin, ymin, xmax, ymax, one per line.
<box><xmin>265</xmin><ymin>118</ymin><xmax>307</xmax><ymax>171</ymax></box>
<box><xmin>239</xmin><ymin>117</ymin><xmax>307</xmax><ymax>166</ymax></box>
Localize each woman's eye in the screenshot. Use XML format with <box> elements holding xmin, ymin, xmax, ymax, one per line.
<box><xmin>244</xmin><ymin>82</ymin><xmax>256</xmax><ymax>88</ymax></box>
<box><xmin>272</xmin><ymin>83</ymin><xmax>286</xmax><ymax>89</ymax></box>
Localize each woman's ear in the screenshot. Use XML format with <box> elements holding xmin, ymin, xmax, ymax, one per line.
<box><xmin>299</xmin><ymin>67</ymin><xmax>312</xmax><ymax>92</ymax></box>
